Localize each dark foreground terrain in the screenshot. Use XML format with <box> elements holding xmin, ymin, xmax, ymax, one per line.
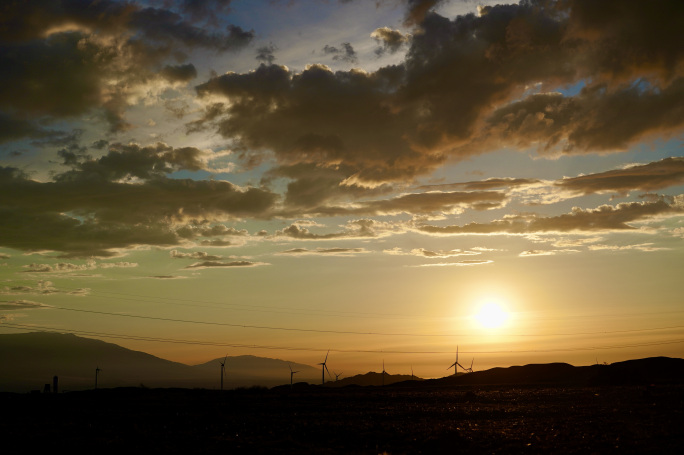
<box><xmin>2</xmin><ymin>383</ymin><xmax>683</xmax><ymax>454</ymax></box>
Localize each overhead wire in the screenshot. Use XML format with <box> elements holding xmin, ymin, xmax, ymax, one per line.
<box><xmin>40</xmin><ymin>303</ymin><xmax>684</xmax><ymax>338</ymax></box>
<box><xmin>2</xmin><ymin>322</ymin><xmax>683</xmax><ymax>355</ymax></box>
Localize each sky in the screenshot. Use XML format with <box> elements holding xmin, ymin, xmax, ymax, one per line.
<box><xmin>1</xmin><ymin>0</ymin><xmax>683</xmax><ymax>379</ymax></box>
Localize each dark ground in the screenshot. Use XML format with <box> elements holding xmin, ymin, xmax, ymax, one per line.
<box><xmin>2</xmin><ymin>384</ymin><xmax>683</xmax><ymax>454</ymax></box>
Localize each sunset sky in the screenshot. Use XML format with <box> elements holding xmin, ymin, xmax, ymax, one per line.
<box><xmin>1</xmin><ymin>0</ymin><xmax>683</xmax><ymax>379</ymax></box>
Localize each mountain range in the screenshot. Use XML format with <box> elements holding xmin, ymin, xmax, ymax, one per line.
<box><xmin>2</xmin><ymin>332</ymin><xmax>682</xmax><ymax>393</ymax></box>
<box><xmin>0</xmin><ymin>332</ymin><xmax>324</xmax><ymax>392</ymax></box>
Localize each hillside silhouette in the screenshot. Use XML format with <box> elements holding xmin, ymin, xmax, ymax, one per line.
<box><xmin>2</xmin><ymin>332</ymin><xmax>683</xmax><ymax>393</ymax></box>
<box><xmin>0</xmin><ymin>332</ymin><xmax>319</xmax><ymax>392</ymax></box>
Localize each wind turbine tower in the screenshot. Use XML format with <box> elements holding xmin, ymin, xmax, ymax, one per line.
<box><xmin>447</xmin><ymin>346</ymin><xmax>460</xmax><ymax>377</ymax></box>
<box><xmin>289</xmin><ymin>364</ymin><xmax>299</xmax><ymax>388</ymax></box>
<box><xmin>318</xmin><ymin>350</ymin><xmax>331</xmax><ymax>385</ymax></box>
<box><xmin>95</xmin><ymin>366</ymin><xmax>101</xmax><ymax>389</ymax></box>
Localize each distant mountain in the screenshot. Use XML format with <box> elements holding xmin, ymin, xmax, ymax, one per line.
<box><xmin>325</xmin><ymin>371</ymin><xmax>420</xmax><ymax>387</ymax></box>
<box><xmin>0</xmin><ymin>332</ymin><xmax>319</xmax><ymax>392</ymax></box>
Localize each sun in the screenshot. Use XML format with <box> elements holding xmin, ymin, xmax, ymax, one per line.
<box><xmin>474</xmin><ymin>301</ymin><xmax>510</xmax><ymax>329</ymax></box>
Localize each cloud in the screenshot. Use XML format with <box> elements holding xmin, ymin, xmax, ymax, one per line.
<box><xmin>475</xmin><ymin>83</ymin><xmax>684</xmax><ymax>155</ymax></box>
<box><xmin>194</xmin><ymin>1</ymin><xmax>684</xmax><ymax>186</ymax></box>
<box><xmin>256</xmin><ymin>43</ymin><xmax>277</xmax><ymax>64</ymax></box>
<box><xmin>170</xmin><ymin>250</ymin><xmax>222</xmax><ymax>261</ymax></box>
<box><xmin>0</xmin><ymin>163</ymin><xmax>278</xmax><ymax>257</ymax></box>
<box><xmin>371</xmin><ymin>27</ymin><xmax>410</xmax><ymax>56</ymax></box>
<box><xmin>184</xmin><ymin>260</ymin><xmax>268</xmax><ymax>269</ymax></box>
<box><xmin>519</xmin><ymin>249</ymin><xmax>579</xmax><ymax>257</ymax></box>
<box><xmin>274</xmin><ymin>218</ymin><xmax>402</xmax><ymax>240</ymax></box>
<box><xmin>0</xmin><ymin>300</ymin><xmax>50</xmax><ymax>310</ymax></box>
<box><xmin>278</xmin><ymin>189</ymin><xmax>508</xmax><ymax>218</ymax></box>
<box><xmin>148</xmin><ymin>275</ymin><xmax>188</xmax><ymax>280</ymax></box>
<box><xmin>322</xmin><ymin>42</ymin><xmax>358</xmax><ymax>64</ymax></box>
<box><xmin>384</xmin><ymin>247</ymin><xmax>481</xmax><ymax>258</ymax></box>
<box><xmin>417</xmin><ymin>196</ymin><xmax>684</xmax><ymax>235</ymax></box>
<box><xmin>160</xmin><ymin>64</ymin><xmax>198</xmax><ymax>83</ymax></box>
<box><xmin>555</xmin><ymin>157</ymin><xmax>684</xmax><ymax>196</ymax></box>
<box><xmin>0</xmin><ymin>0</ymin><xmax>252</xmax><ymax>135</ymax></box>
<box><xmin>417</xmin><ymin>178</ymin><xmax>542</xmax><ymax>192</ymax></box>
<box><xmin>277</xmin><ymin>247</ymin><xmax>368</xmax><ymax>256</ymax></box>
<box><xmin>0</xmin><ymin>280</ymin><xmax>89</xmax><ymax>296</ymax></box>
<box><xmin>403</xmin><ymin>0</ymin><xmax>444</xmax><ymax>27</ymax></box>
<box><xmin>22</xmin><ymin>261</ymin><xmax>138</xmax><ymax>273</ymax></box>
<box><xmin>412</xmin><ymin>260</ymin><xmax>493</xmax><ymax>267</ymax></box>
<box><xmin>587</xmin><ymin>243</ymin><xmax>670</xmax><ymax>252</ymax></box>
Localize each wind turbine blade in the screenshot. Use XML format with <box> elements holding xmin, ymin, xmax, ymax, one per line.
<box><xmin>324</xmin><ymin>350</ymin><xmax>329</xmax><ymax>363</ymax></box>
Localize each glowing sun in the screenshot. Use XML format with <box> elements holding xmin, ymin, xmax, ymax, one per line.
<box><xmin>474</xmin><ymin>302</ymin><xmax>510</xmax><ymax>329</ymax></box>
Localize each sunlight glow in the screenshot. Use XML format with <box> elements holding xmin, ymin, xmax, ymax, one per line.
<box><xmin>474</xmin><ymin>302</ymin><xmax>510</xmax><ymax>329</ymax></box>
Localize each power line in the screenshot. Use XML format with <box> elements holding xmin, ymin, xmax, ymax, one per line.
<box><xmin>43</xmin><ymin>304</ymin><xmax>684</xmax><ymax>338</ymax></box>
<box><xmin>2</xmin><ymin>322</ymin><xmax>684</xmax><ymax>355</ymax></box>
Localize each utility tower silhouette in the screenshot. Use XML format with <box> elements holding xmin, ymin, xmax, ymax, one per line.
<box><xmin>382</xmin><ymin>360</ymin><xmax>386</xmax><ymax>386</ymax></box>
<box><xmin>318</xmin><ymin>350</ymin><xmax>331</xmax><ymax>385</ymax></box>
<box><xmin>220</xmin><ymin>355</ymin><xmax>227</xmax><ymax>390</ymax></box>
<box><xmin>95</xmin><ymin>366</ymin><xmax>101</xmax><ymax>389</ymax></box>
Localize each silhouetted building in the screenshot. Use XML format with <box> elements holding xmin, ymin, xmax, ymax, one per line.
<box><xmin>43</xmin><ymin>384</ymin><xmax>51</xmax><ymax>393</ymax></box>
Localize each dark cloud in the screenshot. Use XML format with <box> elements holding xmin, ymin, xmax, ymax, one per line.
<box><xmin>417</xmin><ymin>177</ymin><xmax>541</xmax><ymax>192</ymax></box>
<box><xmin>0</xmin><ymin>0</ymin><xmax>252</xmax><ymax>136</ymax></box>
<box><xmin>418</xmin><ymin>196</ymin><xmax>684</xmax><ymax>235</ymax></box>
<box><xmin>555</xmin><ymin>157</ymin><xmax>684</xmax><ymax>196</ymax></box>
<box><xmin>194</xmin><ymin>1</ymin><xmax>684</xmax><ymax>185</ymax></box>
<box><xmin>0</xmin><ymin>162</ymin><xmax>278</xmax><ymax>256</ymax></box>
<box><xmin>161</xmin><ymin>63</ymin><xmax>198</xmax><ymax>83</ymax></box>
<box><xmin>322</xmin><ymin>42</ymin><xmax>358</xmax><ymax>64</ymax></box>
<box><xmin>404</xmin><ymin>0</ymin><xmax>444</xmax><ymax>27</ymax></box>
<box><xmin>0</xmin><ymin>300</ymin><xmax>49</xmax><ymax>310</ymax></box>
<box><xmin>256</xmin><ymin>43</ymin><xmax>277</xmax><ymax>64</ymax></box>
<box><xmin>371</xmin><ymin>27</ymin><xmax>410</xmax><ymax>56</ymax></box>
<box><xmin>0</xmin><ymin>113</ymin><xmax>60</xmax><ymax>145</ymax></box>
<box><xmin>477</xmin><ymin>81</ymin><xmax>684</xmax><ymax>155</ymax></box>
<box><xmin>56</xmin><ymin>142</ymin><xmax>214</xmax><ymax>182</ymax></box>
<box><xmin>179</xmin><ymin>0</ymin><xmax>234</xmax><ymax>23</ymax></box>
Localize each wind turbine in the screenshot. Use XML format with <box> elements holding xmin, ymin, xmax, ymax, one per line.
<box><xmin>289</xmin><ymin>364</ymin><xmax>299</xmax><ymax>387</ymax></box>
<box><xmin>219</xmin><ymin>355</ymin><xmax>227</xmax><ymax>390</ymax></box>
<box><xmin>95</xmin><ymin>366</ymin><xmax>101</xmax><ymax>389</ymax></box>
<box><xmin>447</xmin><ymin>346</ymin><xmax>460</xmax><ymax>377</ymax></box>
<box><xmin>382</xmin><ymin>360</ymin><xmax>386</xmax><ymax>386</ymax></box>
<box><xmin>318</xmin><ymin>350</ymin><xmax>331</xmax><ymax>385</ymax></box>
<box><xmin>411</xmin><ymin>365</ymin><xmax>415</xmax><ymax>381</ymax></box>
<box><xmin>466</xmin><ymin>358</ymin><xmax>474</xmax><ymax>373</ymax></box>
<box><xmin>333</xmin><ymin>371</ymin><xmax>343</xmax><ymax>382</ymax></box>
